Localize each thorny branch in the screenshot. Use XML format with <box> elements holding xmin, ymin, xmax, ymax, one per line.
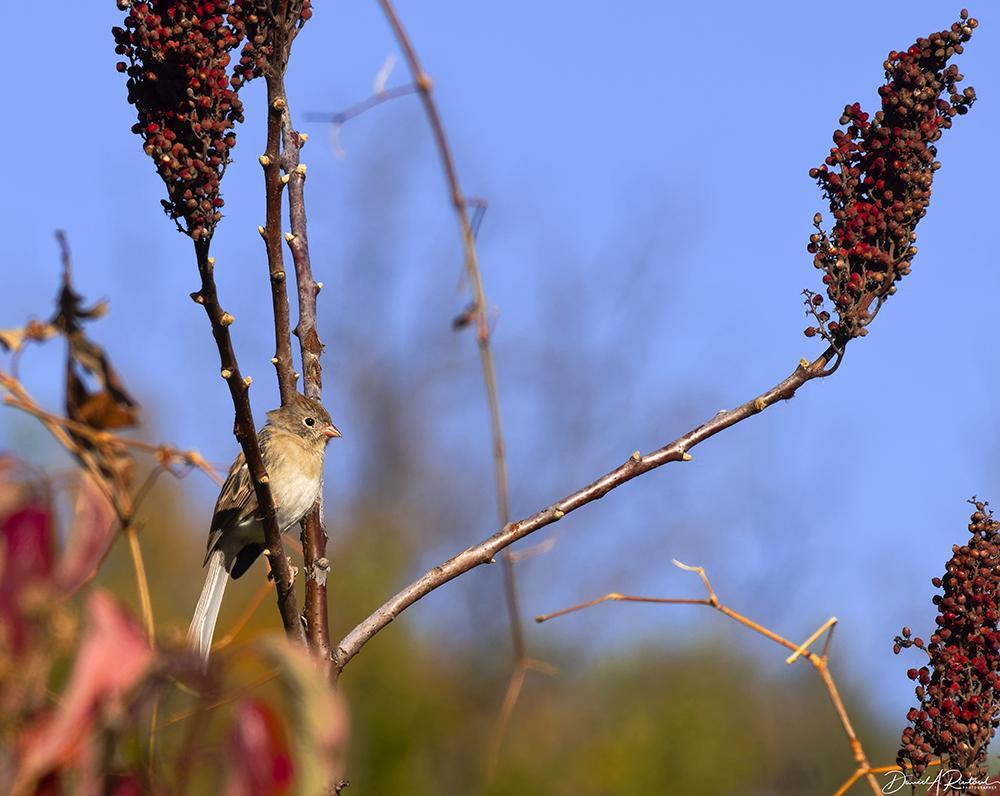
<box><xmin>371</xmin><ymin>0</ymin><xmax>534</xmax><ymax>768</ymax></box>
<box><xmin>534</xmin><ymin>560</ymin><xmax>881</xmax><ymax>796</ymax></box>
<box><xmin>332</xmin><ymin>345</ymin><xmax>840</xmax><ymax>671</ymax></box>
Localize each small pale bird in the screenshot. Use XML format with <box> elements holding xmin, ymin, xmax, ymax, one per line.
<box><xmin>187</xmin><ymin>393</ymin><xmax>341</xmax><ymax>663</ymax></box>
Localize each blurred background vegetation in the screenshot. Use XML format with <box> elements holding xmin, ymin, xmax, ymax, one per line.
<box><xmin>4</xmin><ymin>2</ymin><xmax>999</xmax><ymax>793</ymax></box>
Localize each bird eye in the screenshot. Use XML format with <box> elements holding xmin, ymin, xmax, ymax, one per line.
<box><xmin>304</xmin><ymin>417</ymin><xmax>315</xmax><ymax>427</ymax></box>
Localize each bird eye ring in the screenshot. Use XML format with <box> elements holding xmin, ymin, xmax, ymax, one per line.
<box><xmin>304</xmin><ymin>417</ymin><xmax>315</xmax><ymax>427</ymax></box>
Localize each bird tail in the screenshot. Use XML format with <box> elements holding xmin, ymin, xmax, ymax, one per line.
<box><xmin>187</xmin><ymin>549</ymin><xmax>229</xmax><ymax>664</ymax></box>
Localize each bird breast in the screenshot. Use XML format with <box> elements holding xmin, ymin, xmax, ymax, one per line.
<box><xmin>265</xmin><ymin>436</ymin><xmax>325</xmax><ymax>532</ymax></box>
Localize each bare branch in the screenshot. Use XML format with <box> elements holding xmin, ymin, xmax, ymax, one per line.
<box><xmin>332</xmin><ymin>346</ymin><xmax>840</xmax><ymax>671</ymax></box>
<box><xmin>372</xmin><ymin>0</ymin><xmax>532</xmax><ymax>762</ymax></box>
<box><xmin>192</xmin><ymin>239</ymin><xmax>304</xmax><ymax>645</ymax></box>
<box><xmin>281</xmin><ymin>95</ymin><xmax>332</xmax><ymax>667</ymax></box>
<box><xmin>261</xmin><ymin>82</ymin><xmax>298</xmax><ymax>405</ymax></box>
<box><xmin>536</xmin><ymin>560</ymin><xmax>879</xmax><ymax>796</ymax></box>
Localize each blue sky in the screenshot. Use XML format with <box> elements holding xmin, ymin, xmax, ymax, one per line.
<box><xmin>2</xmin><ymin>1</ymin><xmax>999</xmax><ymax>740</ymax></box>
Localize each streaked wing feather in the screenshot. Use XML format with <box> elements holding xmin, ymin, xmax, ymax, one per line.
<box><xmin>204</xmin><ymin>451</ymin><xmax>258</xmax><ymax>561</ymax></box>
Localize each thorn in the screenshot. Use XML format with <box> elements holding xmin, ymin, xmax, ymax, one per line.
<box><xmin>631</xmin><ymin>450</ymin><xmax>641</xmax><ymax>461</ymax></box>
<box><xmin>189</xmin><ymin>292</ymin><xmax>204</xmax><ymax>304</ymax></box>
<box><xmin>284</xmin><ymin>232</ymin><xmax>295</xmax><ymax>242</ymax></box>
<box><xmin>799</xmin><ymin>358</ymin><xmax>810</xmax><ymax>369</ymax></box>
<box><xmin>257</xmin><ymin>225</ymin><xmax>266</xmax><ymax>236</ymax></box>
<box><xmin>294</xmin><ymin>163</ymin><xmax>307</xmax><ymax>175</ymax></box>
<box><xmin>219</xmin><ymin>312</ymin><xmax>235</xmax><ymax>327</ymax></box>
<box><xmin>682</xmin><ymin>452</ymin><xmax>693</xmax><ymax>461</ymax></box>
<box><xmin>259</xmin><ymin>154</ymin><xmax>271</xmax><ymax>166</ymax></box>
<box><xmin>243</xmin><ymin>375</ymin><xmax>252</xmax><ymax>386</ymax></box>
<box><xmin>280</xmin><ymin>174</ymin><xmax>290</xmax><ymax>185</ymax></box>
<box><xmin>220</xmin><ymin>368</ymin><xmax>232</xmax><ymax>379</ymax></box>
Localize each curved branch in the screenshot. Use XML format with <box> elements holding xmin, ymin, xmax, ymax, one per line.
<box><xmin>331</xmin><ymin>345</ymin><xmax>840</xmax><ymax>671</ymax></box>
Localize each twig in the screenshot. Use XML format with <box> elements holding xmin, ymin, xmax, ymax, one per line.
<box><xmin>534</xmin><ymin>561</ymin><xmax>880</xmax><ymax>796</ymax></box>
<box><xmin>833</xmin><ymin>760</ymin><xmax>941</xmax><ymax>796</ymax></box>
<box><xmin>125</xmin><ymin>524</ymin><xmax>155</xmax><ymax>640</ymax></box>
<box><xmin>191</xmin><ymin>238</ymin><xmax>304</xmax><ymax>645</ymax></box>
<box><xmin>373</xmin><ymin>0</ymin><xmax>531</xmax><ymax>767</ymax></box>
<box><xmin>159</xmin><ymin>669</ymin><xmax>281</xmax><ymax>729</ymax></box>
<box><xmin>261</xmin><ymin>79</ymin><xmax>298</xmax><ymax>405</ymax></box>
<box><xmin>331</xmin><ymin>347</ymin><xmax>839</xmax><ymax>672</ymax></box>
<box><xmin>280</xmin><ymin>74</ymin><xmax>331</xmax><ymax>667</ymax></box>
<box><xmin>1</xmin><ymin>376</ymin><xmax>221</xmax><ymax>484</ymax></box>
<box><xmin>211</xmin><ymin>578</ymin><xmax>272</xmax><ymax>653</ymax></box>
<box><xmin>304</xmin><ymin>82</ymin><xmax>418</xmax><ymax>127</ymax></box>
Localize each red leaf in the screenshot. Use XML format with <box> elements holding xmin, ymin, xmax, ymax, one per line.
<box><xmin>0</xmin><ymin>504</ymin><xmax>54</xmax><ymax>651</ymax></box>
<box><xmin>15</xmin><ymin>591</ymin><xmax>153</xmax><ymax>793</ymax></box>
<box><xmin>55</xmin><ymin>476</ymin><xmax>115</xmax><ymax>595</ymax></box>
<box><xmin>225</xmin><ymin>700</ymin><xmax>294</xmax><ymax>796</ymax></box>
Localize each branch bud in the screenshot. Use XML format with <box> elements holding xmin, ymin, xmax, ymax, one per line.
<box><xmin>259</xmin><ymin>154</ymin><xmax>271</xmax><ymax>166</ymax></box>
<box><xmin>220</xmin><ymin>368</ymin><xmax>232</xmax><ymax>379</ymax></box>
<box><xmin>220</xmin><ymin>312</ymin><xmax>235</xmax><ymax>327</ymax></box>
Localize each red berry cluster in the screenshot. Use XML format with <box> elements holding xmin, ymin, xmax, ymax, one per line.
<box><xmin>894</xmin><ymin>500</ymin><xmax>1000</xmax><ymax>779</ymax></box>
<box><xmin>804</xmin><ymin>11</ymin><xmax>977</xmax><ymax>344</ymax></box>
<box><xmin>112</xmin><ymin>1</ymin><xmax>312</xmax><ymax>241</ymax></box>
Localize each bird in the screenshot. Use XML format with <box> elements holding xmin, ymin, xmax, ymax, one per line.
<box><xmin>187</xmin><ymin>392</ymin><xmax>341</xmax><ymax>663</ymax></box>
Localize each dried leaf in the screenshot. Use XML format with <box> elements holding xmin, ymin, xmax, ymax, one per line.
<box><xmin>0</xmin><ymin>322</ymin><xmax>58</xmax><ymax>353</ymax></box>
<box><xmin>74</xmin><ymin>391</ymin><xmax>140</xmax><ymax>432</ymax></box>
<box><xmin>52</xmin><ymin>262</ymin><xmax>138</xmax><ymax>435</ymax></box>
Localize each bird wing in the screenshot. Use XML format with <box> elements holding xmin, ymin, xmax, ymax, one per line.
<box><xmin>204</xmin><ymin>449</ymin><xmax>259</xmax><ymax>564</ymax></box>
